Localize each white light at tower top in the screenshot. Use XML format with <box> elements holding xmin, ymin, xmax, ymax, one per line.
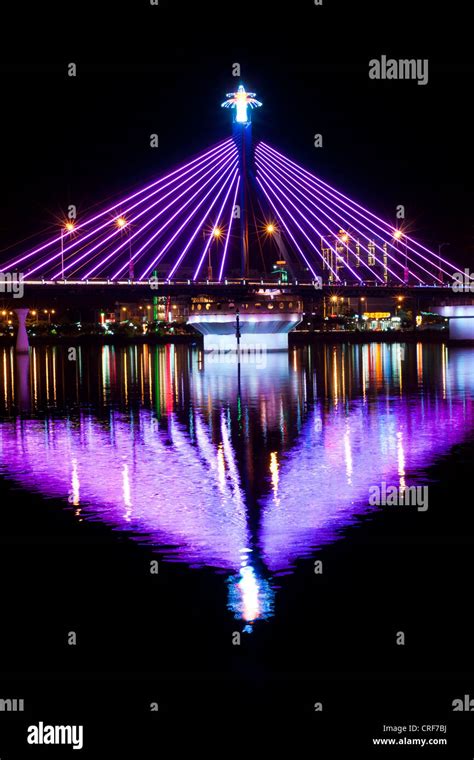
<box><xmin>221</xmin><ymin>84</ymin><xmax>262</xmax><ymax>124</ymax></box>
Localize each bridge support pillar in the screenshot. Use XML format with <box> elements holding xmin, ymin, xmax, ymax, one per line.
<box><xmin>16</xmin><ymin>352</ymin><xmax>31</xmax><ymax>411</ymax></box>
<box><xmin>14</xmin><ymin>308</ymin><xmax>30</xmax><ymax>353</ymax></box>
<box><xmin>433</xmin><ymin>305</ymin><xmax>474</xmax><ymax>341</ymax></box>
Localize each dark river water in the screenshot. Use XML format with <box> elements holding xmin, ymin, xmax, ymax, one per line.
<box><xmin>1</xmin><ymin>342</ymin><xmax>474</xmax><ymax>747</ymax></box>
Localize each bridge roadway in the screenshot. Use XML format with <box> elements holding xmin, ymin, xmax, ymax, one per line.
<box><xmin>1</xmin><ymin>279</ymin><xmax>470</xmax><ymax>309</ymax></box>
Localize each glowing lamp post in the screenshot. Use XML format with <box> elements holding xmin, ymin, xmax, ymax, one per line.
<box><xmin>209</xmin><ymin>227</ymin><xmax>221</xmax><ymax>280</ymax></box>
<box><xmin>61</xmin><ymin>221</ymin><xmax>75</xmax><ymax>280</ymax></box>
<box><xmin>338</xmin><ymin>231</ymin><xmax>350</xmax><ymax>266</ymax></box>
<box><xmin>116</xmin><ymin>217</ymin><xmax>133</xmax><ymax>280</ymax></box>
<box><xmin>393</xmin><ymin>229</ymin><xmax>408</xmax><ymax>283</ymax></box>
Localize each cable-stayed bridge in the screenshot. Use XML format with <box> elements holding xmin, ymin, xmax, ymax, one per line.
<box><xmin>1</xmin><ymin>84</ymin><xmax>460</xmax><ymax>285</ymax></box>
<box><xmin>1</xmin><ymin>84</ymin><xmax>471</xmax><ymax>349</ymax></box>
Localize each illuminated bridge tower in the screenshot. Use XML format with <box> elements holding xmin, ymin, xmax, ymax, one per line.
<box><xmin>189</xmin><ymin>84</ymin><xmax>303</xmax><ymax>351</ymax></box>
<box><xmin>221</xmin><ymin>84</ymin><xmax>262</xmax><ymax>277</ymax></box>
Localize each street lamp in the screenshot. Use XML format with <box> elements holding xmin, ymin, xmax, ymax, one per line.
<box><xmin>330</xmin><ymin>230</ymin><xmax>350</xmax><ymax>274</ymax></box>
<box><xmin>116</xmin><ymin>217</ymin><xmax>133</xmax><ymax>279</ymax></box>
<box><xmin>393</xmin><ymin>228</ymin><xmax>408</xmax><ymax>283</ymax></box>
<box><xmin>209</xmin><ymin>227</ymin><xmax>221</xmax><ymax>280</ymax></box>
<box><xmin>356</xmin><ymin>295</ymin><xmax>366</xmax><ymax>326</ymax></box>
<box><xmin>61</xmin><ymin>220</ymin><xmax>76</xmax><ymax>280</ymax></box>
<box><xmin>342</xmin><ymin>232</ymin><xmax>350</xmax><ymax>267</ymax></box>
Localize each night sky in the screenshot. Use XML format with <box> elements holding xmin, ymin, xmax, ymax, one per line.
<box><xmin>1</xmin><ymin>0</ymin><xmax>472</xmax><ymax>266</ymax></box>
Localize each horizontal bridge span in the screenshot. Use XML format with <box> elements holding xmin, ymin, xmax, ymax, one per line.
<box><xmin>1</xmin><ymin>281</ymin><xmax>471</xmax><ymax>311</ymax></box>
<box><xmin>2</xmin><ymin>280</ymin><xmax>464</xmax><ymax>297</ymax></box>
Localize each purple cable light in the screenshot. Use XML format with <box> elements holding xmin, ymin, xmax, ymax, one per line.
<box><xmin>25</xmin><ymin>143</ymin><xmax>237</xmax><ymax>280</ymax></box>
<box><xmin>256</xmin><ymin>177</ymin><xmax>325</xmax><ymax>281</ymax></box>
<box><xmin>64</xmin><ymin>142</ymin><xmax>237</xmax><ymax>280</ymax></box>
<box><xmin>84</xmin><ymin>148</ymin><xmax>237</xmax><ymax>280</ymax></box>
<box><xmin>2</xmin><ymin>130</ymin><xmax>462</xmax><ymax>283</ymax></box>
<box><xmin>258</xmin><ymin>144</ymin><xmax>446</xmax><ymax>284</ymax></box>
<box><xmin>256</xmin><ymin>168</ymin><xmax>346</xmax><ymax>281</ymax></box>
<box><xmin>112</xmin><ymin>149</ymin><xmax>236</xmax><ymax>279</ymax></box>
<box><xmin>167</xmin><ymin>166</ymin><xmax>239</xmax><ymax>280</ymax></box>
<box><xmin>257</xmin><ymin>146</ymin><xmax>413</xmax><ymax>282</ymax></box>
<box><xmin>259</xmin><ymin>142</ymin><xmax>458</xmax><ymax>278</ymax></box>
<box><xmin>140</xmin><ymin>159</ymin><xmax>238</xmax><ymax>280</ymax></box>
<box><xmin>261</xmin><ymin>141</ymin><xmax>459</xmax><ymax>271</ymax></box>
<box><xmin>256</xmin><ymin>156</ymin><xmax>384</xmax><ymax>284</ymax></box>
<box><xmin>193</xmin><ymin>172</ymin><xmax>239</xmax><ymax>281</ymax></box>
<box><xmin>259</xmin><ymin>147</ymin><xmax>435</xmax><ymax>283</ymax></box>
<box><xmin>218</xmin><ymin>177</ymin><xmax>240</xmax><ymax>282</ymax></box>
<box><xmin>4</xmin><ymin>139</ymin><xmax>234</xmax><ymax>272</ymax></box>
<box><xmin>63</xmin><ymin>145</ymin><xmax>236</xmax><ymax>280</ymax></box>
<box><xmin>256</xmin><ymin>162</ymin><xmax>365</xmax><ymax>283</ymax></box>
<box><xmin>111</xmin><ymin>151</ymin><xmax>236</xmax><ymax>281</ymax></box>
<box><xmin>257</xmin><ymin>145</ymin><xmax>437</xmax><ymax>283</ymax></box>
<box><xmin>256</xmin><ymin>150</ymin><xmax>406</xmax><ymax>284</ymax></box>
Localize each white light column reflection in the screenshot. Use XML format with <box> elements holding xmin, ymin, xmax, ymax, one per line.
<box><xmin>397</xmin><ymin>430</ymin><xmax>406</xmax><ymax>493</ymax></box>
<box><xmin>122</xmin><ymin>462</ymin><xmax>132</xmax><ymax>522</ymax></box>
<box><xmin>71</xmin><ymin>457</ymin><xmax>81</xmax><ymax>518</ymax></box>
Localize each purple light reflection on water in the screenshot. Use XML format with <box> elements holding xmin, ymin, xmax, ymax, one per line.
<box><xmin>259</xmin><ymin>392</ymin><xmax>474</xmax><ymax>572</ymax></box>
<box><xmin>0</xmin><ymin>411</ymin><xmax>249</xmax><ymax>570</ymax></box>
<box><xmin>0</xmin><ymin>343</ymin><xmax>474</xmax><ymax>626</ymax></box>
